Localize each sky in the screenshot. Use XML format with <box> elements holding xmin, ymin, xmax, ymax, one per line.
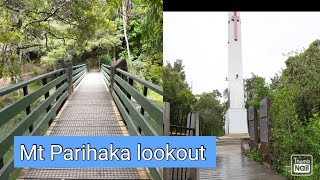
<box><xmin>163</xmin><ymin>12</ymin><xmax>320</xmax><ymax>95</ymax></box>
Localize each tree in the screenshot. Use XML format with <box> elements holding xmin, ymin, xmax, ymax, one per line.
<box><xmin>269</xmin><ymin>40</ymin><xmax>320</xmax><ymax>178</ymax></box>
<box><xmin>244</xmin><ymin>73</ymin><xmax>271</xmax><ymax>108</ymax></box>
<box><xmin>163</xmin><ymin>59</ymin><xmax>195</xmax><ymax>125</ymax></box>
<box><xmin>0</xmin><ymin>0</ymin><xmax>120</xmax><ymax>80</ymax></box>
<box><xmin>194</xmin><ymin>91</ymin><xmax>224</xmax><ymax>136</ymax></box>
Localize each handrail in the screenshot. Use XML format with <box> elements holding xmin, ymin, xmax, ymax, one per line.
<box><xmin>72</xmin><ymin>64</ymin><xmax>86</xmax><ymax>69</ymax></box>
<box><xmin>0</xmin><ymin>63</ymin><xmax>87</xmax><ymax>179</ymax></box>
<box><xmin>101</xmin><ymin>63</ymin><xmax>163</xmax><ymax>135</ymax></box>
<box><xmin>100</xmin><ymin>61</ymin><xmax>163</xmax><ymax>180</ymax></box>
<box><xmin>0</xmin><ymin>68</ymin><xmax>65</xmax><ymax>96</ymax></box>
<box><xmin>72</xmin><ymin>64</ymin><xmax>87</xmax><ymax>89</ymax></box>
<box><xmin>116</xmin><ymin>69</ymin><xmax>163</xmax><ymax>95</ymax></box>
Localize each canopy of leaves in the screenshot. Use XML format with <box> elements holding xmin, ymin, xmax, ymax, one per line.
<box><xmin>244</xmin><ymin>40</ymin><xmax>320</xmax><ymax>179</ymax></box>
<box><xmin>194</xmin><ymin>91</ymin><xmax>224</xmax><ymax>136</ymax></box>
<box><xmin>163</xmin><ymin>59</ymin><xmax>195</xmax><ymax>125</ymax></box>
<box><xmin>0</xmin><ymin>0</ymin><xmax>162</xmax><ymax>87</ymax></box>
<box><xmin>244</xmin><ymin>73</ymin><xmax>271</xmax><ymax>109</ymax></box>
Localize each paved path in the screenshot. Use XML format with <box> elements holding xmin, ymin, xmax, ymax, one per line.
<box><xmin>19</xmin><ymin>72</ymin><xmax>149</xmax><ymax>179</ymax></box>
<box><xmin>200</xmin><ymin>144</ymin><xmax>285</xmax><ymax>180</ymax></box>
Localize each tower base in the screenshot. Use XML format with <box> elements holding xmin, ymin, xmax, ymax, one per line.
<box><xmin>225</xmin><ymin>108</ymin><xmax>249</xmax><ymax>135</ymax></box>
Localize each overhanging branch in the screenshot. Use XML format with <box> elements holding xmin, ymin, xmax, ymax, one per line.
<box><xmin>23</xmin><ymin>0</ymin><xmax>70</xmax><ymax>29</ymax></box>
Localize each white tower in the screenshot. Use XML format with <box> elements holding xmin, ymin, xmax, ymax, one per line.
<box><xmin>225</xmin><ymin>12</ymin><xmax>248</xmax><ymax>135</ymax></box>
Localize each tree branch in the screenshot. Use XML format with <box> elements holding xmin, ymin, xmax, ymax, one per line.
<box><xmin>23</xmin><ymin>0</ymin><xmax>70</xmax><ymax>29</ymax></box>
<box><xmin>17</xmin><ymin>44</ymin><xmax>41</xmax><ymax>50</ymax></box>
<box><xmin>4</xmin><ymin>4</ymin><xmax>21</xmax><ymax>12</ymax></box>
<box><xmin>0</xmin><ymin>0</ymin><xmax>8</xmax><ymax>7</ymax></box>
<box><xmin>46</xmin><ymin>31</ymin><xmax>77</xmax><ymax>40</ymax></box>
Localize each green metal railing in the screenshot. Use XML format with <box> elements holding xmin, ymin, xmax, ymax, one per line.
<box><xmin>72</xmin><ymin>64</ymin><xmax>87</xmax><ymax>89</ymax></box>
<box><xmin>0</xmin><ymin>64</ymin><xmax>87</xmax><ymax>179</ymax></box>
<box><xmin>101</xmin><ymin>62</ymin><xmax>163</xmax><ymax>180</ymax></box>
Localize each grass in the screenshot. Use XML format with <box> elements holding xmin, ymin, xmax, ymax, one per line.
<box><xmin>131</xmin><ymin>82</ymin><xmax>163</xmax><ymax>135</ymax></box>
<box><xmin>146</xmin><ymin>89</ymin><xmax>163</xmax><ymax>108</ymax></box>
<box><xmin>145</xmin><ymin>115</ymin><xmax>162</xmax><ymax>135</ymax></box>
<box><xmin>133</xmin><ymin>81</ymin><xmax>163</xmax><ymax>108</ymax></box>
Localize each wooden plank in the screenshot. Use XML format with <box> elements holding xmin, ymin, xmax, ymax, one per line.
<box><xmin>101</xmin><ymin>64</ymin><xmax>111</xmax><ymax>68</ymax></box>
<box><xmin>0</xmin><ymin>91</ymin><xmax>68</xmax><ymax>180</ymax></box>
<box><xmin>0</xmin><ymin>157</ymin><xmax>13</xmax><ymax>180</ymax></box>
<box><xmin>73</xmin><ymin>71</ymin><xmax>86</xmax><ymax>88</ymax></box>
<box><xmin>72</xmin><ymin>66</ymin><xmax>86</xmax><ymax>75</ymax></box>
<box><xmin>116</xmin><ymin>69</ymin><xmax>163</xmax><ymax>95</ymax></box>
<box><xmin>72</xmin><ymin>64</ymin><xmax>86</xmax><ymax>69</ymax></box>
<box><xmin>149</xmin><ymin>167</ymin><xmax>163</xmax><ymax>180</ymax></box>
<box><xmin>72</xmin><ymin>68</ymin><xmax>86</xmax><ymax>82</ymax></box>
<box><xmin>101</xmin><ymin>69</ymin><xmax>110</xmax><ymax>81</ymax></box>
<box><xmin>0</xmin><ymin>83</ymin><xmax>68</xmax><ymax>158</ymax></box>
<box><xmin>31</xmin><ymin>91</ymin><xmax>68</xmax><ymax>136</ymax></box>
<box><xmin>112</xmin><ymin>90</ymin><xmax>140</xmax><ymax>136</ymax></box>
<box><xmin>0</xmin><ymin>68</ymin><xmax>65</xmax><ymax>96</ymax></box>
<box><xmin>113</xmin><ymin>83</ymin><xmax>159</xmax><ymax>136</ymax></box>
<box><xmin>115</xmin><ymin>75</ymin><xmax>163</xmax><ymax>126</ymax></box>
<box><xmin>163</xmin><ymin>102</ymin><xmax>170</xmax><ymax>136</ymax></box>
<box><xmin>101</xmin><ymin>66</ymin><xmax>111</xmax><ymax>75</ymax></box>
<box><xmin>101</xmin><ymin>72</ymin><xmax>110</xmax><ymax>86</ymax></box>
<box><xmin>0</xmin><ymin>74</ymin><xmax>67</xmax><ymax>128</ymax></box>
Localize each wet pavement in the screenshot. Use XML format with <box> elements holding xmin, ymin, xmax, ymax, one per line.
<box><xmin>199</xmin><ymin>144</ymin><xmax>285</xmax><ymax>180</ymax></box>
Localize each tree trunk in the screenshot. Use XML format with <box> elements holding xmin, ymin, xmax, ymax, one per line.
<box><xmin>113</xmin><ymin>46</ymin><xmax>116</xmax><ymax>62</ymax></box>
<box><xmin>122</xmin><ymin>0</ymin><xmax>131</xmax><ymax>68</ymax></box>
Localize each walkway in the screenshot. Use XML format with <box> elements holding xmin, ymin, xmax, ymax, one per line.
<box><xmin>19</xmin><ymin>71</ymin><xmax>149</xmax><ymax>179</ymax></box>
<box><xmin>200</xmin><ymin>144</ymin><xmax>285</xmax><ymax>180</ymax></box>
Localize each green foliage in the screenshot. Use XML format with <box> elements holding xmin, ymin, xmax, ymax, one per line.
<box><xmin>244</xmin><ymin>73</ymin><xmax>271</xmax><ymax>109</ymax></box>
<box><xmin>41</xmin><ymin>46</ymin><xmax>69</xmax><ymax>70</ymax></box>
<box><xmin>114</xmin><ymin>0</ymin><xmax>163</xmax><ymax>86</ymax></box>
<box><xmin>164</xmin><ymin>60</ymin><xmax>194</xmax><ymax>107</ymax></box>
<box><xmin>242</xmin><ymin>40</ymin><xmax>320</xmax><ymax>179</ymax></box>
<box><xmin>99</xmin><ymin>53</ymin><xmax>112</xmax><ymax>65</ymax></box>
<box><xmin>246</xmin><ymin>149</ymin><xmax>263</xmax><ymax>163</ymax></box>
<box><xmin>143</xmin><ymin>59</ymin><xmax>163</xmax><ymax>85</ymax></box>
<box><xmin>164</xmin><ymin>60</ymin><xmax>195</xmax><ymax>124</ymax></box>
<box><xmin>267</xmin><ymin>40</ymin><xmax>320</xmax><ymax>179</ymax></box>
<box><xmin>194</xmin><ymin>91</ymin><xmax>224</xmax><ymax>136</ymax></box>
<box><xmin>281</xmin><ymin>40</ymin><xmax>320</xmax><ymax>123</ymax></box>
<box><xmin>0</xmin><ymin>0</ymin><xmax>161</xmax><ymax>87</ymax></box>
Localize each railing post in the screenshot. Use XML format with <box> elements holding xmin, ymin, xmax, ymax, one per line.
<box><xmin>127</xmin><ymin>77</ymin><xmax>134</xmax><ymax>100</ymax></box>
<box><xmin>22</xmin><ymin>86</ymin><xmax>33</xmax><ymax>133</ymax></box>
<box><xmin>42</xmin><ymin>77</ymin><xmax>51</xmax><ymax>111</ymax></box>
<box><xmin>163</xmin><ymin>102</ymin><xmax>170</xmax><ymax>136</ymax></box>
<box><xmin>0</xmin><ymin>157</ymin><xmax>3</xmax><ymax>170</ymax></box>
<box><xmin>55</xmin><ymin>71</ymin><xmax>63</xmax><ymax>101</ymax></box>
<box><xmin>140</xmin><ymin>86</ymin><xmax>148</xmax><ymax>115</ymax></box>
<box><xmin>190</xmin><ymin>112</ymin><xmax>199</xmax><ymax>180</ymax></box>
<box><xmin>110</xmin><ymin>58</ymin><xmax>127</xmax><ymax>93</ymax></box>
<box><xmin>163</xmin><ymin>102</ymin><xmax>170</xmax><ymax>180</ymax></box>
<box><xmin>63</xmin><ymin>60</ymin><xmax>73</xmax><ymax>96</ymax></box>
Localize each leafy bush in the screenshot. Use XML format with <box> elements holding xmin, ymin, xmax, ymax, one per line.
<box><xmin>269</xmin><ymin>40</ymin><xmax>320</xmax><ymax>179</ymax></box>
<box><xmin>41</xmin><ymin>47</ymin><xmax>70</xmax><ymax>70</ymax></box>
<box><xmin>246</xmin><ymin>148</ymin><xmax>263</xmax><ymax>163</ymax></box>
<box><xmin>99</xmin><ymin>53</ymin><xmax>112</xmax><ymax>65</ymax></box>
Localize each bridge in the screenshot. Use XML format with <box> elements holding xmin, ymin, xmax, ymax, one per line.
<box><xmin>0</xmin><ymin>59</ymin><xmax>163</xmax><ymax>180</ymax></box>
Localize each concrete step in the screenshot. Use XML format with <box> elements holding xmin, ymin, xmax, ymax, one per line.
<box><xmin>216</xmin><ymin>135</ymin><xmax>249</xmax><ymax>145</ymax></box>
<box><xmin>217</xmin><ymin>140</ymin><xmax>241</xmax><ymax>145</ymax></box>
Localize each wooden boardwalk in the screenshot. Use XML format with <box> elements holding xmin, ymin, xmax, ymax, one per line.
<box><xmin>19</xmin><ymin>71</ymin><xmax>149</xmax><ymax>179</ymax></box>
